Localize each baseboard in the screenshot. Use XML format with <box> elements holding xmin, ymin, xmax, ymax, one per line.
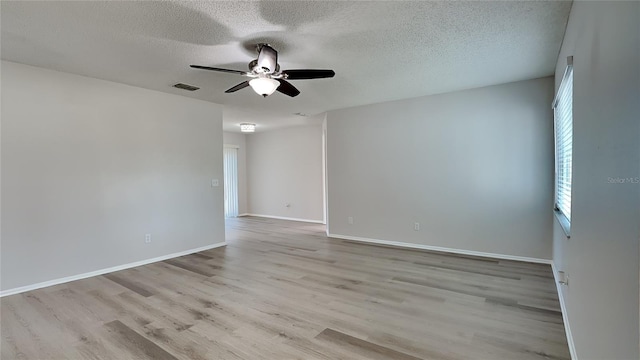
<box><xmin>327</xmin><ymin>233</ymin><xmax>552</xmax><ymax>264</ymax></box>
<box><xmin>240</xmin><ymin>213</ymin><xmax>325</xmax><ymax>224</ymax></box>
<box><xmin>0</xmin><ymin>242</ymin><xmax>227</xmax><ymax>297</ymax></box>
<box><xmin>551</xmin><ymin>262</ymin><xmax>578</xmax><ymax>360</ymax></box>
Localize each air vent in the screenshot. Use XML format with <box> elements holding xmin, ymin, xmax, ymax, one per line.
<box><xmin>173</xmin><ymin>83</ymin><xmax>200</xmax><ymax>91</ymax></box>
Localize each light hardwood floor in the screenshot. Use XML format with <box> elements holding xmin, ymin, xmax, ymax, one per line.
<box><xmin>1</xmin><ymin>217</ymin><xmax>570</xmax><ymax>359</ymax></box>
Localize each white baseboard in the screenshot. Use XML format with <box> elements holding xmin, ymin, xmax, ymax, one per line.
<box><xmin>327</xmin><ymin>233</ymin><xmax>552</xmax><ymax>264</ymax></box>
<box><xmin>551</xmin><ymin>262</ymin><xmax>577</xmax><ymax>360</ymax></box>
<box><xmin>240</xmin><ymin>213</ymin><xmax>325</xmax><ymax>224</ymax></box>
<box><xmin>0</xmin><ymin>242</ymin><xmax>227</xmax><ymax>298</ymax></box>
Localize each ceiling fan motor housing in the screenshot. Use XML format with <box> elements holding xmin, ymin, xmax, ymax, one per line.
<box><xmin>256</xmin><ymin>44</ymin><xmax>278</xmax><ymax>74</ymax></box>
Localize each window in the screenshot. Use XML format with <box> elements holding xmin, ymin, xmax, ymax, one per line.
<box><xmin>223</xmin><ymin>146</ymin><xmax>239</xmax><ymax>218</ymax></box>
<box><xmin>553</xmin><ymin>56</ymin><xmax>573</xmax><ymax>233</ymax></box>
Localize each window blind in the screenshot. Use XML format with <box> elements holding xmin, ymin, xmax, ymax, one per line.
<box><xmin>223</xmin><ymin>147</ymin><xmax>239</xmax><ymax>218</ymax></box>
<box><xmin>553</xmin><ymin>62</ymin><xmax>573</xmax><ymax>222</ymax></box>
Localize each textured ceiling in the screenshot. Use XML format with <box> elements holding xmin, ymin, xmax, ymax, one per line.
<box><xmin>1</xmin><ymin>1</ymin><xmax>572</xmax><ymax>132</ymax></box>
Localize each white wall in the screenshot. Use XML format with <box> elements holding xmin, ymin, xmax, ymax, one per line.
<box><xmin>1</xmin><ymin>61</ymin><xmax>225</xmax><ymax>292</ymax></box>
<box><xmin>223</xmin><ymin>131</ymin><xmax>248</xmax><ymax>215</ymax></box>
<box><xmin>245</xmin><ymin>124</ymin><xmax>324</xmax><ymax>222</ymax></box>
<box><xmin>327</xmin><ymin>77</ymin><xmax>555</xmax><ymax>260</ymax></box>
<box><xmin>551</xmin><ymin>2</ymin><xmax>639</xmax><ymax>359</ymax></box>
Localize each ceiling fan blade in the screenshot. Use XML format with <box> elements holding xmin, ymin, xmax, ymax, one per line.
<box><xmin>190</xmin><ymin>65</ymin><xmax>247</xmax><ymax>75</ymax></box>
<box><xmin>276</xmin><ymin>79</ymin><xmax>300</xmax><ymax>97</ymax></box>
<box><xmin>257</xmin><ymin>44</ymin><xmax>278</xmax><ymax>73</ymax></box>
<box><xmin>225</xmin><ymin>81</ymin><xmax>250</xmax><ymax>93</ymax></box>
<box><xmin>283</xmin><ymin>69</ymin><xmax>335</xmax><ymax>80</ymax></box>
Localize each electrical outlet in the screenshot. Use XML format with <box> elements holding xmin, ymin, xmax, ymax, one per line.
<box><xmin>145</xmin><ymin>234</ymin><xmax>151</xmax><ymax>243</ymax></box>
<box><xmin>211</xmin><ymin>179</ymin><xmax>219</xmax><ymax>187</ymax></box>
<box><xmin>558</xmin><ymin>271</ymin><xmax>569</xmax><ymax>286</ymax></box>
<box><xmin>414</xmin><ymin>222</ymin><xmax>420</xmax><ymax>231</ymax></box>
<box><xmin>348</xmin><ymin>216</ymin><xmax>354</xmax><ymax>225</ymax></box>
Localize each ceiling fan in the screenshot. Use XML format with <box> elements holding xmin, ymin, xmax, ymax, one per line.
<box><xmin>190</xmin><ymin>44</ymin><xmax>335</xmax><ymax>98</ymax></box>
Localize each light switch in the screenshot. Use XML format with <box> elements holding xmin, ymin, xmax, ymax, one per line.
<box><xmin>211</xmin><ymin>179</ymin><xmax>219</xmax><ymax>187</ymax></box>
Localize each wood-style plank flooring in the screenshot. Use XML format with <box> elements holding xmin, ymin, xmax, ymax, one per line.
<box><xmin>1</xmin><ymin>217</ymin><xmax>570</xmax><ymax>359</ymax></box>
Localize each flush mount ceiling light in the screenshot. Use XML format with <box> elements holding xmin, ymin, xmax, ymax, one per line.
<box><xmin>249</xmin><ymin>77</ymin><xmax>280</xmax><ymax>97</ymax></box>
<box><xmin>240</xmin><ymin>123</ymin><xmax>256</xmax><ymax>133</ymax></box>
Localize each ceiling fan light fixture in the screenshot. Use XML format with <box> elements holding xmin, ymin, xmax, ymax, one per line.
<box><xmin>240</xmin><ymin>123</ymin><xmax>256</xmax><ymax>133</ymax></box>
<box><xmin>249</xmin><ymin>78</ymin><xmax>280</xmax><ymax>97</ymax></box>
<box><xmin>191</xmin><ymin>44</ymin><xmax>334</xmax><ymax>98</ymax></box>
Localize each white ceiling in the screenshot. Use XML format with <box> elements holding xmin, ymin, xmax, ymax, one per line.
<box><xmin>1</xmin><ymin>1</ymin><xmax>571</xmax><ymax>132</ymax></box>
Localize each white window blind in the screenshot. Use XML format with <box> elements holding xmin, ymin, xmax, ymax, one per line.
<box><xmin>553</xmin><ymin>59</ymin><xmax>573</xmax><ymax>223</ymax></box>
<box><xmin>223</xmin><ymin>147</ymin><xmax>239</xmax><ymax>218</ymax></box>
